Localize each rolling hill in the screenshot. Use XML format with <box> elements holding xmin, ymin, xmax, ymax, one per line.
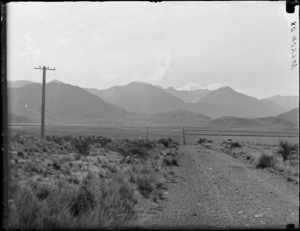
<box><xmin>8</xmin><ymin>80</ymin><xmax>37</xmax><ymax>88</ymax></box>
<box><xmin>185</xmin><ymin>102</ymin><xmax>250</xmax><ymax>118</ymax></box>
<box><xmin>8</xmin><ymin>80</ymin><xmax>128</xmax><ymax>124</ymax></box>
<box><xmin>149</xmin><ymin>109</ymin><xmax>212</xmax><ymax>126</ymax></box>
<box><xmin>210</xmin><ymin>116</ymin><xmax>261</xmax><ymax>127</ymax></box>
<box><xmin>197</xmin><ymin>87</ymin><xmax>286</xmax><ymax>118</ymax></box>
<box><xmin>264</xmin><ymin>95</ymin><xmax>299</xmax><ymax>111</ymax></box>
<box><xmin>276</xmin><ymin>107</ymin><xmax>299</xmax><ymax>126</ymax></box>
<box><xmin>210</xmin><ymin>116</ymin><xmax>296</xmax><ymax>129</ymax></box>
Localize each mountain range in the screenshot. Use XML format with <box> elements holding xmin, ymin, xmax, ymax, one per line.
<box><xmin>7</xmin><ymin>80</ymin><xmax>299</xmax><ymax>128</ymax></box>
<box><xmin>85</xmin><ymin>82</ymin><xmax>286</xmax><ymax>118</ymax></box>
<box><xmin>263</xmin><ymin>95</ymin><xmax>299</xmax><ymax>111</ymax></box>
<box><xmin>8</xmin><ymin>81</ymin><xmax>128</xmax><ymax>124</ymax></box>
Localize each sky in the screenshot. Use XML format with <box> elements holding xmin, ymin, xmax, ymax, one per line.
<box><xmin>7</xmin><ymin>1</ymin><xmax>299</xmax><ymax>99</ymax></box>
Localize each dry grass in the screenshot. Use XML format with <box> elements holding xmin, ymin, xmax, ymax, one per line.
<box><xmin>7</xmin><ymin>134</ymin><xmax>180</xmax><ymax>229</ymax></box>
<box><xmin>204</xmin><ymin>138</ymin><xmax>299</xmax><ymax>184</ymax></box>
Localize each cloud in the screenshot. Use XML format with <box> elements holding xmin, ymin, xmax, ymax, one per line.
<box><xmin>18</xmin><ymin>44</ymin><xmax>42</xmax><ymax>67</ymax></box>
<box><xmin>177</xmin><ymin>82</ymin><xmax>224</xmax><ymax>91</ymax></box>
<box><xmin>148</xmin><ymin>51</ymin><xmax>173</xmax><ymax>82</ymax></box>
<box><xmin>18</xmin><ymin>33</ymin><xmax>41</xmax><ymax>67</ymax></box>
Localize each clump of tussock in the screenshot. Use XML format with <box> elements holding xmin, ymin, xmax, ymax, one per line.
<box><xmin>196</xmin><ymin>138</ymin><xmax>213</xmax><ymax>145</ymax></box>
<box><xmin>52</xmin><ymin>159</ymin><xmax>61</xmax><ymax>170</ymax></box>
<box><xmin>228</xmin><ymin>141</ymin><xmax>242</xmax><ymax>149</ymax></box>
<box><xmin>9</xmin><ymin>172</ymin><xmax>138</xmax><ymax>229</ymax></box>
<box><xmin>135</xmin><ymin>172</ymin><xmax>156</xmax><ymax>198</ymax></box>
<box><xmin>162</xmin><ymin>156</ymin><xmax>178</xmax><ymax>166</ymax></box>
<box><xmin>157</xmin><ymin>138</ymin><xmax>178</xmax><ymax>148</ymax></box>
<box><xmin>255</xmin><ymin>153</ymin><xmax>273</xmax><ymax>169</ymax></box>
<box><xmin>24</xmin><ymin>160</ymin><xmax>41</xmax><ymax>174</ymax></box>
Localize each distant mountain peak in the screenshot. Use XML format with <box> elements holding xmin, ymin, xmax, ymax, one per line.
<box><xmin>130</xmin><ymin>81</ymin><xmax>150</xmax><ymax>85</ymax></box>
<box><xmin>167</xmin><ymin>86</ymin><xmax>176</xmax><ymax>90</ymax></box>
<box><xmin>49</xmin><ymin>79</ymin><xmax>64</xmax><ymax>84</ymax></box>
<box><xmin>216</xmin><ymin>86</ymin><xmax>235</xmax><ymax>92</ymax></box>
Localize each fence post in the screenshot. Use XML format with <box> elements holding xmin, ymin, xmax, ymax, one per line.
<box><xmin>179</xmin><ymin>126</ymin><xmax>181</xmax><ymax>144</ymax></box>
<box><xmin>182</xmin><ymin>127</ymin><xmax>186</xmax><ymax>145</ymax></box>
<box><xmin>146</xmin><ymin>126</ymin><xmax>148</xmax><ymax>139</ymax></box>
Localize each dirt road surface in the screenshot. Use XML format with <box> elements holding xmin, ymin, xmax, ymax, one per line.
<box><xmin>137</xmin><ymin>145</ymin><xmax>299</xmax><ymax>229</ymax></box>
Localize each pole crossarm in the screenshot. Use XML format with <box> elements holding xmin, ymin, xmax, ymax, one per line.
<box><xmin>34</xmin><ymin>66</ymin><xmax>56</xmax><ymax>71</ymax></box>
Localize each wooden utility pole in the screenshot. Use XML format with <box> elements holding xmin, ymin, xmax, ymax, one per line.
<box><xmin>34</xmin><ymin>66</ymin><xmax>55</xmax><ymax>141</ymax></box>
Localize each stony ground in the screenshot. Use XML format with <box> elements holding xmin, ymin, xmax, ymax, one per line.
<box><xmin>137</xmin><ymin>144</ymin><xmax>299</xmax><ymax>229</ymax></box>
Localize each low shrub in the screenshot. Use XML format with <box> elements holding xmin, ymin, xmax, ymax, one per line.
<box><xmin>162</xmin><ymin>156</ymin><xmax>178</xmax><ymax>166</ymax></box>
<box><xmin>17</xmin><ymin>151</ymin><xmax>25</xmax><ymax>158</ymax></box>
<box><xmin>72</xmin><ymin>136</ymin><xmax>91</xmax><ymax>155</ymax></box>
<box><xmin>74</xmin><ymin>153</ymin><xmax>81</xmax><ymax>160</ymax></box>
<box><xmin>197</xmin><ymin>138</ymin><xmax>207</xmax><ymax>144</ymax></box>
<box><xmin>277</xmin><ymin>140</ymin><xmax>296</xmax><ymax>162</ymax></box>
<box><xmin>157</xmin><ymin>138</ymin><xmax>175</xmax><ymax>148</ymax></box>
<box><xmin>256</xmin><ymin>153</ymin><xmax>273</xmax><ymax>169</ymax></box>
<box><xmin>35</xmin><ymin>183</ymin><xmax>52</xmax><ymax>201</ymax></box>
<box><xmin>92</xmin><ymin>136</ymin><xmax>112</xmax><ymax>147</ymax></box>
<box><xmin>115</xmin><ymin>140</ymin><xmax>152</xmax><ymax>163</ymax></box>
<box><xmin>229</xmin><ymin>141</ymin><xmax>242</xmax><ymax>149</ymax></box>
<box><xmin>136</xmin><ymin>174</ymin><xmax>155</xmax><ymax>198</ymax></box>
<box><xmin>52</xmin><ymin>159</ymin><xmax>61</xmax><ymax>170</ymax></box>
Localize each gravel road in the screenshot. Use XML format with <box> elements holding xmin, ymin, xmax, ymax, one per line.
<box><xmin>139</xmin><ymin>145</ymin><xmax>299</xmax><ymax>229</ymax></box>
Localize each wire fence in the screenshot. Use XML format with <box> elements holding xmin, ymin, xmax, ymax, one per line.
<box><xmin>9</xmin><ymin>124</ymin><xmax>299</xmax><ymax>145</ymax></box>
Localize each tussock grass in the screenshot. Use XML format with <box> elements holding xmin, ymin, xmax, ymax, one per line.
<box><xmin>9</xmin><ymin>174</ymin><xmax>137</xmax><ymax>229</ymax></box>
<box><xmin>8</xmin><ymin>134</ymin><xmax>181</xmax><ymax>229</ymax></box>
<box><xmin>196</xmin><ymin>138</ymin><xmax>213</xmax><ymax>145</ymax></box>
<box><xmin>162</xmin><ymin>156</ymin><xmax>178</xmax><ymax>166</ymax></box>
<box><xmin>255</xmin><ymin>153</ymin><xmax>273</xmax><ymax>169</ymax></box>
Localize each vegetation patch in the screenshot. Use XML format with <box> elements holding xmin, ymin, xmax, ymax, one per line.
<box><xmin>255</xmin><ymin>153</ymin><xmax>273</xmax><ymax>169</ymax></box>
<box><xmin>72</xmin><ymin>136</ymin><xmax>92</xmax><ymax>155</ymax></box>
<box><xmin>277</xmin><ymin>139</ymin><xmax>298</xmax><ymax>162</ymax></box>
<box><xmin>8</xmin><ymin>134</ymin><xmax>180</xmax><ymax>229</ymax></box>
<box><xmin>196</xmin><ymin>138</ymin><xmax>213</xmax><ymax>145</ymax></box>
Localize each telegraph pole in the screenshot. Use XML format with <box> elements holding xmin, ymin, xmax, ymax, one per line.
<box><xmin>34</xmin><ymin>66</ymin><xmax>55</xmax><ymax>141</ymax></box>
